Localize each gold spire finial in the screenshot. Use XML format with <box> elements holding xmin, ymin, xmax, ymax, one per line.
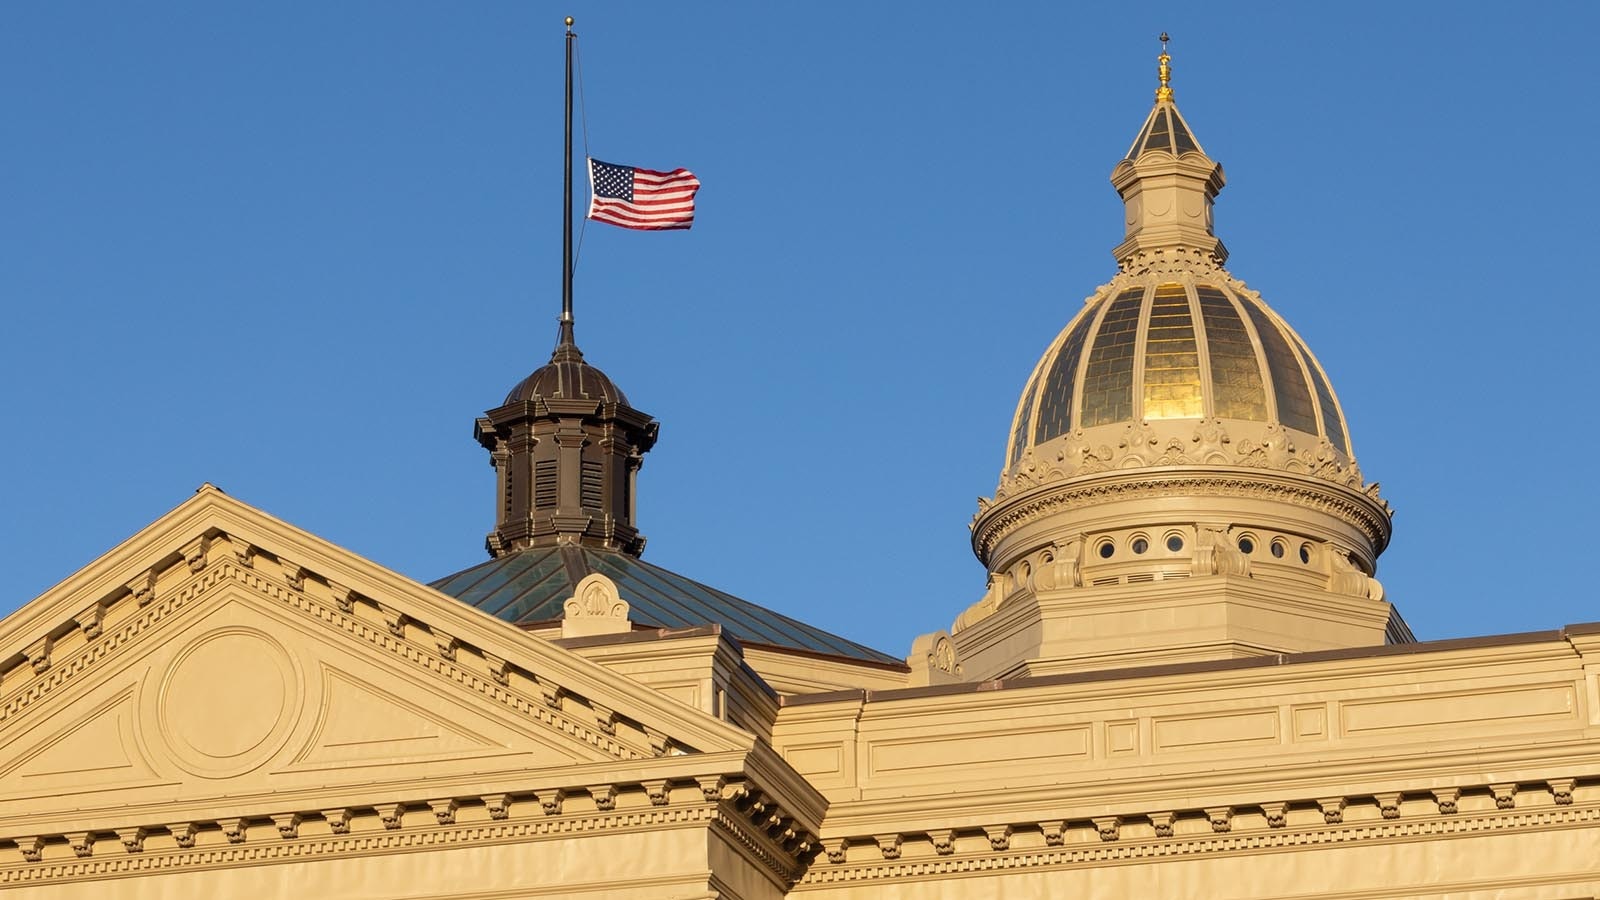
<box><xmin>1156</xmin><ymin>33</ymin><xmax>1173</xmax><ymax>103</ymax></box>
<box><xmin>565</xmin><ymin>15</ymin><xmax>574</xmax><ymax>28</ymax></box>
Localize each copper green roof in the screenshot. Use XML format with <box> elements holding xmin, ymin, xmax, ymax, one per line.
<box><xmin>430</xmin><ymin>545</ymin><xmax>902</xmax><ymax>666</ymax></box>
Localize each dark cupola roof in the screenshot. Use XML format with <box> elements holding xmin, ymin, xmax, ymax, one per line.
<box><xmin>502</xmin><ymin>321</ymin><xmax>630</xmax><ymax>407</ymax></box>
<box><xmin>474</xmin><ymin>319</ymin><xmax>658</xmax><ymax>558</ymax></box>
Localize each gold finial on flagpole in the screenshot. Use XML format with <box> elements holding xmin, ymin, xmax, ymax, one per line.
<box><xmin>1156</xmin><ymin>32</ymin><xmax>1174</xmax><ymax>103</ymax></box>
<box><xmin>565</xmin><ymin>16</ymin><xmax>574</xmax><ymax>27</ymax></box>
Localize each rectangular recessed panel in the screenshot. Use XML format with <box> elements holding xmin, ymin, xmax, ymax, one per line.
<box><xmin>869</xmin><ymin>725</ymin><xmax>1090</xmax><ymax>774</ymax></box>
<box><xmin>1197</xmin><ymin>285</ymin><xmax>1268</xmax><ymax>420</ymax></box>
<box><xmin>785</xmin><ymin>744</ymin><xmax>844</xmax><ymax>778</ymax></box>
<box><xmin>1153</xmin><ymin>709</ymin><xmax>1279</xmax><ymax>752</ymax></box>
<box><xmin>1142</xmin><ymin>283</ymin><xmax>1203</xmax><ymax>419</ymax></box>
<box><xmin>1341</xmin><ymin>685</ymin><xmax>1575</xmax><ymax>735</ymax></box>
<box><xmin>1079</xmin><ymin>289</ymin><xmax>1144</xmax><ymax>427</ymax></box>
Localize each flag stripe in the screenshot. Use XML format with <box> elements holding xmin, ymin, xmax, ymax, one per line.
<box><xmin>587</xmin><ymin>157</ymin><xmax>699</xmax><ymax>231</ymax></box>
<box><xmin>589</xmin><ymin>207</ymin><xmax>697</xmax><ymax>227</ymax></box>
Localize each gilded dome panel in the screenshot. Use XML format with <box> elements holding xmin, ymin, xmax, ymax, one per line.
<box><xmin>1196</xmin><ymin>285</ymin><xmax>1268</xmax><ymax>421</ymax></box>
<box><xmin>1030</xmin><ymin>299</ymin><xmax>1105</xmax><ymax>447</ymax></box>
<box><xmin>1238</xmin><ymin>295</ymin><xmax>1318</xmax><ymax>435</ymax></box>
<box><xmin>1079</xmin><ymin>288</ymin><xmax>1144</xmax><ymax>427</ymax></box>
<box><xmin>1294</xmin><ymin>332</ymin><xmax>1350</xmax><ymax>456</ymax></box>
<box><xmin>1141</xmin><ymin>283</ymin><xmax>1203</xmax><ymax>420</ymax></box>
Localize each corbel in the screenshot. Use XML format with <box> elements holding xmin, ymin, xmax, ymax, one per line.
<box><xmin>643</xmin><ymin>780</ymin><xmax>670</xmax><ymax>807</ymax></box>
<box><xmin>1148</xmin><ymin>811</ymin><xmax>1176</xmax><ymax>838</ymax></box>
<box><xmin>323</xmin><ymin>809</ymin><xmax>353</xmax><ymax>834</ymax></box>
<box><xmin>168</xmin><ymin>823</ymin><xmax>198</xmax><ymax>849</ymax></box>
<box><xmin>930</xmin><ymin>829</ymin><xmax>956</xmax><ymax>855</ymax></box>
<box><xmin>380</xmin><ymin>606</ymin><xmax>409</xmax><ymax>639</ymax></box>
<box><xmin>1206</xmin><ymin>806</ymin><xmax>1233</xmax><ymax>833</ymax></box>
<box><xmin>118</xmin><ymin>827</ymin><xmax>149</xmax><ymax>853</ymax></box>
<box><xmin>273</xmin><ymin>814</ymin><xmax>301</xmax><ymax>839</ymax></box>
<box><xmin>434</xmin><ymin>630</ymin><xmax>459</xmax><ymax>662</ymax></box>
<box><xmin>24</xmin><ymin>635</ymin><xmax>53</xmax><ymax>674</ymax></box>
<box><xmin>696</xmin><ymin>775</ymin><xmax>727</xmax><ymax>803</ymax></box>
<box><xmin>875</xmin><ymin>833</ymin><xmax>902</xmax><ymax>860</ymax></box>
<box><xmin>68</xmin><ymin>832</ymin><xmax>94</xmax><ymax>858</ymax></box>
<box><xmin>1432</xmin><ymin>788</ymin><xmax>1459</xmax><ymax>815</ymax></box>
<box><xmin>19</xmin><ymin>836</ymin><xmax>43</xmax><ymax>863</ymax></box>
<box><xmin>588</xmin><ymin>785</ymin><xmax>617</xmax><ymax>812</ymax></box>
<box><xmin>1039</xmin><ymin>819</ymin><xmax>1066</xmax><ymax>847</ymax></box>
<box><xmin>534</xmin><ymin>788</ymin><xmax>565</xmax><ymax>816</ymax></box>
<box><xmin>483</xmin><ymin>652</ymin><xmax>511</xmax><ymax>686</ymax></box>
<box><xmin>1549</xmin><ymin>778</ymin><xmax>1576</xmax><ymax>806</ymax></box>
<box><xmin>1316</xmin><ymin>797</ymin><xmax>1345</xmax><ymax>824</ymax></box>
<box><xmin>127</xmin><ymin>569</ymin><xmax>156</xmax><ymax>607</ymax></box>
<box><xmin>1375</xmin><ymin>792</ymin><xmax>1402</xmax><ymax>820</ymax></box>
<box><xmin>644</xmin><ymin>725</ymin><xmax>673</xmax><ymax>757</ymax></box>
<box><xmin>381</xmin><ymin>804</ymin><xmax>405</xmax><ymax>830</ymax></box>
<box><xmin>825</xmin><ymin>838</ymin><xmax>848</xmax><ymax>864</ymax></box>
<box><xmin>591</xmin><ymin>701</ymin><xmax>618</xmax><ymax>736</ymax></box>
<box><xmin>1261</xmin><ymin>802</ymin><xmax>1288</xmax><ymax>828</ymax></box>
<box><xmin>282</xmin><ymin>561</ymin><xmax>307</xmax><ymax>592</ymax></box>
<box><xmin>220</xmin><ymin>818</ymin><xmax>247</xmax><ymax>844</ymax></box>
<box><xmin>484</xmin><ymin>794</ymin><xmax>512</xmax><ymax>820</ymax></box>
<box><xmin>534</xmin><ymin>675</ymin><xmax>564</xmax><ymax>709</ymax></box>
<box><xmin>76</xmin><ymin>598</ymin><xmax>109</xmax><ymax>639</ymax></box>
<box><xmin>983</xmin><ymin>824</ymin><xmax>1012</xmax><ymax>851</ymax></box>
<box><xmin>326</xmin><ymin>579</ymin><xmax>355</xmax><ymax>613</ymax></box>
<box><xmin>428</xmin><ymin>799</ymin><xmax>459</xmax><ymax>825</ymax></box>
<box><xmin>1490</xmin><ymin>783</ymin><xmax>1516</xmax><ymax>810</ymax></box>
<box><xmin>1092</xmin><ymin>816</ymin><xmax>1121</xmax><ymax>842</ymax></box>
<box><xmin>181</xmin><ymin>535</ymin><xmax>210</xmax><ymax>573</ymax></box>
<box><xmin>232</xmin><ymin>538</ymin><xmax>257</xmax><ymax>568</ymax></box>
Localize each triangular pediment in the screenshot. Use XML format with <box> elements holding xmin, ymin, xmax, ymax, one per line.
<box><xmin>0</xmin><ymin>487</ymin><xmax>756</xmax><ymax>833</ymax></box>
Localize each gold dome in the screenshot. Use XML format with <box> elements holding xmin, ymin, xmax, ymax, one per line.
<box><xmin>1004</xmin><ymin>275</ymin><xmax>1352</xmax><ymax>474</ymax></box>
<box><xmin>971</xmin><ymin>41</ymin><xmax>1391</xmax><ymax>608</ymax></box>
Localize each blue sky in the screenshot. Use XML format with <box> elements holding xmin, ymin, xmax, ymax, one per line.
<box><xmin>3</xmin><ymin>3</ymin><xmax>1596</xmax><ymax>654</ymax></box>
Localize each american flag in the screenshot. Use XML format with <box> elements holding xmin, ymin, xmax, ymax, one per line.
<box><xmin>587</xmin><ymin>158</ymin><xmax>700</xmax><ymax>231</ymax></box>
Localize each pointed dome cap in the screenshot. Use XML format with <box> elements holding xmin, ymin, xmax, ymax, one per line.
<box><xmin>503</xmin><ymin>320</ymin><xmax>630</xmax><ymax>406</ymax></box>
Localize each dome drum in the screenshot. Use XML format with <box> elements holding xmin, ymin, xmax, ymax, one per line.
<box><xmin>972</xmin><ymin>466</ymin><xmax>1390</xmax><ymax>582</ymax></box>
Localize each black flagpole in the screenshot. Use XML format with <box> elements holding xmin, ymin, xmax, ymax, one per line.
<box><xmin>560</xmin><ymin>16</ymin><xmax>575</xmax><ymax>343</ymax></box>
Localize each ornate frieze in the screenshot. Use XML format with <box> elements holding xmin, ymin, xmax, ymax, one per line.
<box><xmin>996</xmin><ymin>418</ymin><xmax>1380</xmax><ymax>504</ymax></box>
<box><xmin>804</xmin><ymin>777</ymin><xmax>1591</xmax><ymax>882</ymax></box>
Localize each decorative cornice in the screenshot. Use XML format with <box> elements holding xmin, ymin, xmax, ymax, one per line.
<box><xmin>802</xmin><ymin>776</ymin><xmax>1591</xmax><ymax>885</ymax></box>
<box><xmin>0</xmin><ymin>773</ymin><xmax>820</xmax><ymax>887</ymax></box>
<box><xmin>973</xmin><ymin>464</ymin><xmax>1391</xmax><ymax>566</ymax></box>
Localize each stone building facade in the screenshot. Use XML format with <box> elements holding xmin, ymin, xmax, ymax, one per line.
<box><xmin>2</xmin><ymin>47</ymin><xmax>1596</xmax><ymax>899</ymax></box>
